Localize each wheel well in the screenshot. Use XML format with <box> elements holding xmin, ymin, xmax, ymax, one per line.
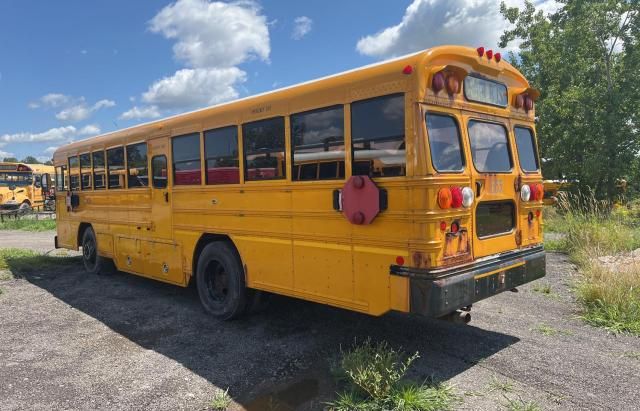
<box><xmin>77</xmin><ymin>223</ymin><xmax>92</xmax><ymax>248</ymax></box>
<box><xmin>21</xmin><ymin>200</ymin><xmax>31</xmax><ymax>206</ymax></box>
<box><xmin>191</xmin><ymin>233</ymin><xmax>241</xmax><ymax>286</ymax></box>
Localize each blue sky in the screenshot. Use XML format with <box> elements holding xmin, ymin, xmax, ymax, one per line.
<box><xmin>0</xmin><ymin>0</ymin><xmax>557</xmax><ymax>162</ymax></box>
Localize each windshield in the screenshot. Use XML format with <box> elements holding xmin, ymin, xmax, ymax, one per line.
<box><xmin>468</xmin><ymin>121</ymin><xmax>512</xmax><ymax>172</ymax></box>
<box><xmin>0</xmin><ymin>172</ymin><xmax>33</xmax><ymax>187</ymax></box>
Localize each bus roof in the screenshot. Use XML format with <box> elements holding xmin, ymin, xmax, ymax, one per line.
<box><xmin>54</xmin><ymin>45</ymin><xmax>529</xmax><ymax>160</ymax></box>
<box><xmin>0</xmin><ymin>162</ymin><xmax>54</xmax><ymax>173</ymax></box>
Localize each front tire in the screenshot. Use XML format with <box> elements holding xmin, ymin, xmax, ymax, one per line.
<box><xmin>82</xmin><ymin>227</ymin><xmax>104</xmax><ymax>275</ymax></box>
<box><xmin>196</xmin><ymin>242</ymin><xmax>247</xmax><ymax>320</ymax></box>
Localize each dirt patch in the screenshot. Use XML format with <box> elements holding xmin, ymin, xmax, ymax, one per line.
<box><xmin>0</xmin><ymin>232</ymin><xmax>639</xmax><ymax>410</ymax></box>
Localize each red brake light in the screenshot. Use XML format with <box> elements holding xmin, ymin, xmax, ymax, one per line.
<box><xmin>440</xmin><ymin>221</ymin><xmax>447</xmax><ymax>231</ymax></box>
<box><xmin>403</xmin><ymin>65</ymin><xmax>413</xmax><ymax>75</ymax></box>
<box><xmin>432</xmin><ymin>72</ymin><xmax>445</xmax><ymax>93</ymax></box>
<box><xmin>477</xmin><ymin>46</ymin><xmax>485</xmax><ymax>57</ymax></box>
<box><xmin>535</xmin><ymin>183</ymin><xmax>544</xmax><ymax>201</ymax></box>
<box><xmin>486</xmin><ymin>50</ymin><xmax>493</xmax><ymax>60</ymax></box>
<box><xmin>529</xmin><ymin>183</ymin><xmax>539</xmax><ymax>201</ymax></box>
<box><xmin>450</xmin><ymin>186</ymin><xmax>463</xmax><ymax>208</ymax></box>
<box><xmin>495</xmin><ymin>52</ymin><xmax>501</xmax><ymax>62</ymax></box>
<box><xmin>396</xmin><ymin>256</ymin><xmax>405</xmax><ymax>265</ymax></box>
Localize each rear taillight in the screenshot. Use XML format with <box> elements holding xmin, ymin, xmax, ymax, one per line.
<box><xmin>438</xmin><ymin>186</ymin><xmax>473</xmax><ymax>209</ymax></box>
<box><xmin>521</xmin><ymin>183</ymin><xmax>543</xmax><ymax>202</ymax></box>
<box><xmin>534</xmin><ymin>183</ymin><xmax>544</xmax><ymax>201</ymax></box>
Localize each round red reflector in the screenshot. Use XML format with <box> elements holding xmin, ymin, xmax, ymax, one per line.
<box><xmin>477</xmin><ymin>46</ymin><xmax>485</xmax><ymax>57</ymax></box>
<box><xmin>432</xmin><ymin>72</ymin><xmax>445</xmax><ymax>93</ymax></box>
<box><xmin>440</xmin><ymin>221</ymin><xmax>447</xmax><ymax>231</ymax></box>
<box><xmin>437</xmin><ymin>187</ymin><xmax>453</xmax><ymax>209</ymax></box>
<box><xmin>396</xmin><ymin>256</ymin><xmax>405</xmax><ymax>266</ymax></box>
<box><xmin>451</xmin><ymin>221</ymin><xmax>460</xmax><ymax>234</ymax></box>
<box><xmin>495</xmin><ymin>52</ymin><xmax>502</xmax><ymax>62</ymax></box>
<box><xmin>486</xmin><ymin>50</ymin><xmax>494</xmax><ymax>60</ymax></box>
<box><xmin>402</xmin><ymin>65</ymin><xmax>413</xmax><ymax>75</ymax></box>
<box><xmin>535</xmin><ymin>209</ymin><xmax>541</xmax><ymax>218</ymax></box>
<box><xmin>525</xmin><ymin>95</ymin><xmax>534</xmax><ymax>111</ymax></box>
<box><xmin>515</xmin><ymin>94</ymin><xmax>524</xmax><ymax>109</ymax></box>
<box><xmin>450</xmin><ymin>186</ymin><xmax>463</xmax><ymax>208</ymax></box>
<box><xmin>446</xmin><ymin>75</ymin><xmax>459</xmax><ymax>95</ymax></box>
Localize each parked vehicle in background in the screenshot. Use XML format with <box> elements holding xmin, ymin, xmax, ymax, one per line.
<box><xmin>0</xmin><ymin>162</ymin><xmax>54</xmax><ymax>212</ymax></box>
<box><xmin>50</xmin><ymin>45</ymin><xmax>545</xmax><ymax>322</ymax></box>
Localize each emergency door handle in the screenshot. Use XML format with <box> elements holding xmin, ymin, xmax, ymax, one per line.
<box><xmin>164</xmin><ymin>192</ymin><xmax>169</xmax><ymax>203</ymax></box>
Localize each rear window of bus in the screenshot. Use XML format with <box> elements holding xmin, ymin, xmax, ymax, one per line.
<box><xmin>468</xmin><ymin>120</ymin><xmax>512</xmax><ymax>173</ymax></box>
<box><xmin>514</xmin><ymin>127</ymin><xmax>539</xmax><ymax>172</ymax></box>
<box><xmin>426</xmin><ymin>113</ymin><xmax>464</xmax><ymax>172</ymax></box>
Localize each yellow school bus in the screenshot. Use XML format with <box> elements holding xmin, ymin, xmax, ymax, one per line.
<box><xmin>51</xmin><ymin>46</ymin><xmax>545</xmax><ymax>322</ymax></box>
<box><xmin>0</xmin><ymin>162</ymin><xmax>54</xmax><ymax>211</ymax></box>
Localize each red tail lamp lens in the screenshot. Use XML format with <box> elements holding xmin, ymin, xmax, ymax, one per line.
<box><xmin>495</xmin><ymin>52</ymin><xmax>502</xmax><ymax>62</ymax></box>
<box><xmin>446</xmin><ymin>75</ymin><xmax>460</xmax><ymax>95</ymax></box>
<box><xmin>486</xmin><ymin>50</ymin><xmax>493</xmax><ymax>60</ymax></box>
<box><xmin>403</xmin><ymin>65</ymin><xmax>413</xmax><ymax>75</ymax></box>
<box><xmin>477</xmin><ymin>46</ymin><xmax>485</xmax><ymax>57</ymax></box>
<box><xmin>437</xmin><ymin>187</ymin><xmax>453</xmax><ymax>209</ymax></box>
<box><xmin>440</xmin><ymin>221</ymin><xmax>447</xmax><ymax>231</ymax></box>
<box><xmin>529</xmin><ymin>183</ymin><xmax>539</xmax><ymax>201</ymax></box>
<box><xmin>515</xmin><ymin>94</ymin><xmax>524</xmax><ymax>109</ymax></box>
<box><xmin>451</xmin><ymin>221</ymin><xmax>460</xmax><ymax>234</ymax></box>
<box><xmin>525</xmin><ymin>95</ymin><xmax>534</xmax><ymax>111</ymax></box>
<box><xmin>450</xmin><ymin>186</ymin><xmax>463</xmax><ymax>208</ymax></box>
<box><xmin>535</xmin><ymin>209</ymin><xmax>542</xmax><ymax>218</ymax></box>
<box><xmin>396</xmin><ymin>256</ymin><xmax>405</xmax><ymax>265</ymax></box>
<box><xmin>432</xmin><ymin>72</ymin><xmax>445</xmax><ymax>93</ymax></box>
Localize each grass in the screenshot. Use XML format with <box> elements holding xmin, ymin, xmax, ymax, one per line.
<box><xmin>209</xmin><ymin>388</ymin><xmax>231</xmax><ymax>410</ymax></box>
<box><xmin>328</xmin><ymin>339</ymin><xmax>458</xmax><ymax>411</ymax></box>
<box><xmin>487</xmin><ymin>377</ymin><xmax>515</xmax><ymax>394</ymax></box>
<box><xmin>532</xmin><ymin>323</ymin><xmax>572</xmax><ymax>336</ymax></box>
<box><xmin>546</xmin><ymin>191</ymin><xmax>640</xmax><ymax>335</ymax></box>
<box><xmin>0</xmin><ymin>248</ymin><xmax>79</xmax><ymax>278</ymax></box>
<box><xmin>532</xmin><ymin>282</ymin><xmax>552</xmax><ymax>295</ymax></box>
<box><xmin>503</xmin><ymin>396</ymin><xmax>541</xmax><ymax>411</ymax></box>
<box><xmin>0</xmin><ymin>218</ymin><xmax>56</xmax><ymax>231</ymax></box>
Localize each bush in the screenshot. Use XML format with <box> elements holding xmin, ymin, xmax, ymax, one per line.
<box><xmin>328</xmin><ymin>339</ymin><xmax>457</xmax><ymax>411</ymax></box>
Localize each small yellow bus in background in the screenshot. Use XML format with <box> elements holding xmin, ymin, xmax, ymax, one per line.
<box><xmin>51</xmin><ymin>46</ymin><xmax>545</xmax><ymax>322</ymax></box>
<box><xmin>0</xmin><ymin>162</ymin><xmax>54</xmax><ymax>211</ymax></box>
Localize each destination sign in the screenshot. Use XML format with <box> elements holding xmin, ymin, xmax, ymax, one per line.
<box><xmin>464</xmin><ymin>75</ymin><xmax>508</xmax><ymax>107</ymax></box>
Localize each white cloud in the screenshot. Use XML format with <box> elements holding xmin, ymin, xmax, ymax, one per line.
<box><xmin>292</xmin><ymin>16</ymin><xmax>312</xmax><ymax>40</ymax></box>
<box><xmin>36</xmin><ymin>156</ymin><xmax>52</xmax><ymax>163</ymax></box>
<box><xmin>0</xmin><ymin>124</ymin><xmax>100</xmax><ymax>145</ymax></box>
<box><xmin>0</xmin><ymin>150</ymin><xmax>15</xmax><ymax>159</ymax></box>
<box><xmin>142</xmin><ymin>67</ymin><xmax>245</xmax><ymax>109</ymax></box>
<box><xmin>356</xmin><ymin>0</ymin><xmax>558</xmax><ymax>59</ymax></box>
<box><xmin>55</xmin><ymin>99</ymin><xmax>115</xmax><ymax>122</ymax></box>
<box><xmin>119</xmin><ymin>105</ymin><xmax>162</xmax><ymax>120</ymax></box>
<box><xmin>122</xmin><ymin>0</ymin><xmax>270</xmax><ymax>114</ymax></box>
<box><xmin>79</xmin><ymin>124</ymin><xmax>101</xmax><ymax>135</ymax></box>
<box><xmin>28</xmin><ymin>93</ymin><xmax>72</xmax><ymax>109</ymax></box>
<box><xmin>44</xmin><ymin>146</ymin><xmax>59</xmax><ymax>154</ymax></box>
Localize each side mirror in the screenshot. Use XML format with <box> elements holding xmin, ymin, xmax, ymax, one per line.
<box><xmin>41</xmin><ymin>174</ymin><xmax>50</xmax><ymax>190</ymax></box>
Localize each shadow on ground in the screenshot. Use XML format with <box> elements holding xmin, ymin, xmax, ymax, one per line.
<box><xmin>6</xmin><ymin>255</ymin><xmax>519</xmax><ymax>410</ymax></box>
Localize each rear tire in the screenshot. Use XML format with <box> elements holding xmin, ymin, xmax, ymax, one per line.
<box><xmin>81</xmin><ymin>227</ymin><xmax>105</xmax><ymax>275</ymax></box>
<box><xmin>196</xmin><ymin>242</ymin><xmax>247</xmax><ymax>320</ymax></box>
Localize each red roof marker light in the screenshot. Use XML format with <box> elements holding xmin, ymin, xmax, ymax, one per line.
<box><xmin>486</xmin><ymin>50</ymin><xmax>493</xmax><ymax>60</ymax></box>
<box><xmin>477</xmin><ymin>46</ymin><xmax>485</xmax><ymax>57</ymax></box>
<box><xmin>402</xmin><ymin>65</ymin><xmax>413</xmax><ymax>75</ymax></box>
<box><xmin>495</xmin><ymin>52</ymin><xmax>502</xmax><ymax>62</ymax></box>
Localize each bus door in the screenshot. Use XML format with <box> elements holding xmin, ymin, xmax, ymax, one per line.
<box><xmin>462</xmin><ymin>113</ymin><xmax>519</xmax><ymax>258</ymax></box>
<box><xmin>146</xmin><ymin>138</ymin><xmax>183</xmax><ymax>284</ymax></box>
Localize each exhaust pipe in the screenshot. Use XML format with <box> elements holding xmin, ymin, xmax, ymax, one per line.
<box><xmin>439</xmin><ymin>309</ymin><xmax>471</xmax><ymax>324</ymax></box>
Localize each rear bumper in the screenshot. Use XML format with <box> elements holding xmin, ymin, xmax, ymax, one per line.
<box><xmin>391</xmin><ymin>245</ymin><xmax>545</xmax><ymax>318</ymax></box>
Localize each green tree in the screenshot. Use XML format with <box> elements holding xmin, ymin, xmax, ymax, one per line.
<box><xmin>500</xmin><ymin>0</ymin><xmax>639</xmax><ymax>199</ymax></box>
<box><xmin>21</xmin><ymin>155</ymin><xmax>41</xmax><ymax>164</ymax></box>
<box><xmin>2</xmin><ymin>157</ymin><xmax>18</xmax><ymax>162</ymax></box>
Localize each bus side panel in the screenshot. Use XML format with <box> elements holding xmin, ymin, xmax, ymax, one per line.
<box><xmin>234</xmin><ymin>235</ymin><xmax>294</xmax><ymax>291</ymax></box>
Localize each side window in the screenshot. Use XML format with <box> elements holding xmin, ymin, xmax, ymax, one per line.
<box><xmin>291</xmin><ymin>105</ymin><xmax>345</xmax><ymax>181</ymax></box>
<box><xmin>68</xmin><ymin>156</ymin><xmax>80</xmax><ymax>191</ymax></box>
<box><xmin>92</xmin><ymin>151</ymin><xmax>106</xmax><ymax>189</ymax></box>
<box><xmin>426</xmin><ymin>113</ymin><xmax>465</xmax><ymax>172</ymax></box>
<box><xmin>80</xmin><ymin>153</ymin><xmax>92</xmax><ymax>190</ymax></box>
<box><xmin>172</xmin><ymin>133</ymin><xmax>201</xmax><ymax>185</ymax></box>
<box><xmin>126</xmin><ymin>142</ymin><xmax>148</xmax><ymax>188</ymax></box>
<box><xmin>204</xmin><ymin>126</ymin><xmax>239</xmax><ymax>184</ymax></box>
<box><xmin>243</xmin><ymin>117</ymin><xmax>285</xmax><ymax>181</ymax></box>
<box><xmin>107</xmin><ymin>147</ymin><xmax>125</xmax><ymax>189</ymax></box>
<box><xmin>351</xmin><ymin>93</ymin><xmax>405</xmax><ymax>177</ymax></box>
<box><xmin>514</xmin><ymin>127</ymin><xmax>539</xmax><ymax>172</ymax></box>
<box><xmin>55</xmin><ymin>166</ymin><xmax>65</xmax><ymax>191</ymax></box>
<box><xmin>152</xmin><ymin>155</ymin><xmax>168</xmax><ymax>189</ymax></box>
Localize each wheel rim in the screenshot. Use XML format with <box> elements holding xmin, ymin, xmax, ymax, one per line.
<box><xmin>204</xmin><ymin>260</ymin><xmax>229</xmax><ymax>303</ymax></box>
<box><xmin>83</xmin><ymin>236</ymin><xmax>97</xmax><ymax>268</ymax></box>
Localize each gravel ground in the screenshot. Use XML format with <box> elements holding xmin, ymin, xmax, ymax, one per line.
<box><xmin>1</xmin><ymin>231</ymin><xmax>639</xmax><ymax>410</ymax></box>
